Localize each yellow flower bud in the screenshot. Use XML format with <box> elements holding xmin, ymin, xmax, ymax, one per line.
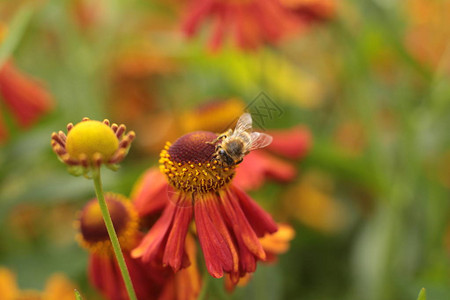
<box><xmin>66</xmin><ymin>120</ymin><xmax>119</xmax><ymax>163</ymax></box>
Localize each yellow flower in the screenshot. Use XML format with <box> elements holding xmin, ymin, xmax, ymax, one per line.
<box><xmin>283</xmin><ymin>171</ymin><xmax>348</xmax><ymax>233</ymax></box>
<box><xmin>0</xmin><ymin>267</ymin><xmax>77</xmax><ymax>300</ymax></box>
<box><xmin>51</xmin><ymin>118</ymin><xmax>135</xmax><ymax>177</ymax></box>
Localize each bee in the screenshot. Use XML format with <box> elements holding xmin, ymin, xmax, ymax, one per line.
<box><xmin>208</xmin><ymin>113</ymin><xmax>273</xmax><ymax>166</ymax></box>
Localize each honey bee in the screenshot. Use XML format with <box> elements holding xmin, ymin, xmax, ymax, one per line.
<box><xmin>208</xmin><ymin>113</ymin><xmax>273</xmax><ymax>166</ymax></box>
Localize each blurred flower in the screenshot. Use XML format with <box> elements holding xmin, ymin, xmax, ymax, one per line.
<box><xmin>132</xmin><ymin>131</ymin><xmax>278</xmax><ymax>284</ymax></box>
<box><xmin>182</xmin><ymin>0</ymin><xmax>300</xmax><ymax>51</ymax></box>
<box><xmin>283</xmin><ymin>170</ymin><xmax>348</xmax><ymax>233</ymax></box>
<box><xmin>332</xmin><ymin>120</ymin><xmax>366</xmax><ymax>157</ymax></box>
<box><xmin>181</xmin><ymin>99</ymin><xmax>312</xmax><ymax>191</ymax></box>
<box><xmin>181</xmin><ymin>98</ymin><xmax>246</xmax><ymax>133</ymax></box>
<box><xmin>0</xmin><ymin>60</ymin><xmax>54</xmax><ymax>142</ymax></box>
<box><xmin>107</xmin><ymin>41</ymin><xmax>179</xmax><ymax>153</ymax></box>
<box><xmin>76</xmin><ymin>193</ymin><xmax>165</xmax><ymax>300</ymax></box>
<box><xmin>77</xmin><ymin>192</ymin><xmax>201</xmax><ymax>300</ymax></box>
<box><xmin>70</xmin><ymin>0</ymin><xmax>106</xmax><ymax>31</ymax></box>
<box><xmin>280</xmin><ymin>0</ymin><xmax>336</xmax><ymax>22</ymax></box>
<box><xmin>235</xmin><ymin>125</ymin><xmax>312</xmax><ymax>190</ymax></box>
<box><xmin>51</xmin><ymin>118</ymin><xmax>135</xmax><ymax>177</ymax></box>
<box><xmin>0</xmin><ymin>267</ymin><xmax>76</xmax><ymax>300</ymax></box>
<box><xmin>405</xmin><ymin>0</ymin><xmax>450</xmax><ymax>72</ymax></box>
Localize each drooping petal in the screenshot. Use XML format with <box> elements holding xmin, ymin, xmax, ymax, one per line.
<box><xmin>222</xmin><ymin>189</ymin><xmax>266</xmax><ymax>261</ymax></box>
<box><xmin>131</xmin><ymin>200</ymin><xmax>176</xmax><ymax>263</ymax></box>
<box><xmin>194</xmin><ymin>197</ymin><xmax>234</xmax><ymax>278</ymax></box>
<box><xmin>89</xmin><ymin>254</ymin><xmax>126</xmax><ymax>300</ymax></box>
<box><xmin>163</xmin><ymin>202</ymin><xmax>194</xmax><ymax>272</ymax></box>
<box><xmin>231</xmin><ymin>185</ymin><xmax>278</xmax><ymax>237</ymax></box>
<box><xmin>203</xmin><ymin>193</ymin><xmax>239</xmax><ymax>274</ymax></box>
<box><xmin>174</xmin><ymin>234</ymin><xmax>202</xmax><ymax>300</ymax></box>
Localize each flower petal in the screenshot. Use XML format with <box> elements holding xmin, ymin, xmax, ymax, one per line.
<box><xmin>131</xmin><ymin>168</ymin><xmax>169</xmax><ymax>217</ymax></box>
<box><xmin>231</xmin><ymin>185</ymin><xmax>278</xmax><ymax>237</ymax></box>
<box><xmin>194</xmin><ymin>197</ymin><xmax>233</xmax><ymax>278</ymax></box>
<box><xmin>266</xmin><ymin>126</ymin><xmax>312</xmax><ymax>159</ymax></box>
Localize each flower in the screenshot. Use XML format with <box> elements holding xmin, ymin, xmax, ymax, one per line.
<box><xmin>51</xmin><ymin>118</ymin><xmax>135</xmax><ymax>176</ymax></box>
<box><xmin>0</xmin><ymin>267</ymin><xmax>76</xmax><ymax>300</ymax></box>
<box><xmin>234</xmin><ymin>125</ymin><xmax>312</xmax><ymax>191</ymax></box>
<box><xmin>0</xmin><ymin>60</ymin><xmax>54</xmax><ymax>142</ymax></box>
<box><xmin>405</xmin><ymin>0</ymin><xmax>450</xmax><ymax>73</ymax></box>
<box><xmin>283</xmin><ymin>171</ymin><xmax>348</xmax><ymax>233</ymax></box>
<box><xmin>180</xmin><ymin>99</ymin><xmax>312</xmax><ymax>191</ymax></box>
<box><xmin>77</xmin><ymin>192</ymin><xmax>201</xmax><ymax>300</ymax></box>
<box><xmin>132</xmin><ymin>131</ymin><xmax>278</xmax><ymax>283</ymax></box>
<box><xmin>279</xmin><ymin>0</ymin><xmax>336</xmax><ymax>23</ymax></box>
<box><xmin>76</xmin><ymin>193</ymin><xmax>165</xmax><ymax>300</ymax></box>
<box><xmin>182</xmin><ymin>0</ymin><xmax>300</xmax><ymax>51</ymax></box>
<box><xmin>224</xmin><ymin>223</ymin><xmax>295</xmax><ymax>291</ymax></box>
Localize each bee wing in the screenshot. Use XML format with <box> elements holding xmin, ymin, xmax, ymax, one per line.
<box><xmin>249</xmin><ymin>132</ymin><xmax>273</xmax><ymax>151</ymax></box>
<box><xmin>234</xmin><ymin>113</ymin><xmax>253</xmax><ymax>134</ymax></box>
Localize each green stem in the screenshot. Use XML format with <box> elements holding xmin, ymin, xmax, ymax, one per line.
<box><xmin>92</xmin><ymin>169</ymin><xmax>137</xmax><ymax>300</ymax></box>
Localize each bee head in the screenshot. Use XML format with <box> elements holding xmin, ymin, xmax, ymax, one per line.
<box><xmin>217</xmin><ymin>148</ymin><xmax>234</xmax><ymax>166</ymax></box>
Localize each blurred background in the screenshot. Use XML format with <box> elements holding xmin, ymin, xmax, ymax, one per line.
<box><xmin>0</xmin><ymin>0</ymin><xmax>449</xmax><ymax>299</ymax></box>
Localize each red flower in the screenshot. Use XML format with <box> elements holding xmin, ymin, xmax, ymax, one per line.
<box><xmin>234</xmin><ymin>125</ymin><xmax>312</xmax><ymax>191</ymax></box>
<box><xmin>182</xmin><ymin>0</ymin><xmax>300</xmax><ymax>50</ymax></box>
<box><xmin>0</xmin><ymin>61</ymin><xmax>54</xmax><ymax>142</ymax></box>
<box><xmin>77</xmin><ymin>193</ymin><xmax>165</xmax><ymax>300</ymax></box>
<box><xmin>132</xmin><ymin>131</ymin><xmax>278</xmax><ymax>283</ymax></box>
<box><xmin>280</xmin><ymin>0</ymin><xmax>336</xmax><ymax>23</ymax></box>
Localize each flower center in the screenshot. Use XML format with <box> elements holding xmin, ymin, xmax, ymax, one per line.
<box><xmin>159</xmin><ymin>131</ymin><xmax>235</xmax><ymax>195</ymax></box>
<box><xmin>65</xmin><ymin>120</ymin><xmax>119</xmax><ymax>162</ymax></box>
<box><xmin>77</xmin><ymin>193</ymin><xmax>138</xmax><ymax>256</ymax></box>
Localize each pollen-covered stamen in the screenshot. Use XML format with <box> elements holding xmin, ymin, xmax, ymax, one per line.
<box><xmin>51</xmin><ymin>132</ymin><xmax>66</xmax><ymax>148</ymax></box>
<box><xmin>115</xmin><ymin>124</ymin><xmax>126</xmax><ymax>139</ymax></box>
<box><xmin>160</xmin><ymin>131</ymin><xmax>236</xmax><ymax>195</ymax></box>
<box><xmin>77</xmin><ymin>193</ymin><xmax>139</xmax><ymax>256</ymax></box>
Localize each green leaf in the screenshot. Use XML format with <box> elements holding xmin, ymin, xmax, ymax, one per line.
<box><xmin>417</xmin><ymin>288</ymin><xmax>426</xmax><ymax>300</ymax></box>
<box><xmin>74</xmin><ymin>289</ymin><xmax>83</xmax><ymax>300</ymax></box>
<box><xmin>0</xmin><ymin>3</ymin><xmax>34</xmax><ymax>68</ymax></box>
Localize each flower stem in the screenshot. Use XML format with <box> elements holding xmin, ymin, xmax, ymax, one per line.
<box><xmin>92</xmin><ymin>169</ymin><xmax>137</xmax><ymax>300</ymax></box>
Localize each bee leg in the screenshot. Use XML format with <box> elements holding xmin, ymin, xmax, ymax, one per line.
<box><xmin>235</xmin><ymin>158</ymin><xmax>244</xmax><ymax>165</ymax></box>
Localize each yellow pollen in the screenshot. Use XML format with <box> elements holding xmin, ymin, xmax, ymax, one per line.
<box><xmin>159</xmin><ymin>143</ymin><xmax>235</xmax><ymax>195</ymax></box>
<box><xmin>66</xmin><ymin>120</ymin><xmax>119</xmax><ymax>162</ymax></box>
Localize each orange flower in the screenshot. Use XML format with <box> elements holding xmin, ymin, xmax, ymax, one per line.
<box><xmin>283</xmin><ymin>171</ymin><xmax>348</xmax><ymax>233</ymax></box>
<box><xmin>0</xmin><ymin>267</ymin><xmax>77</xmax><ymax>300</ymax></box>
<box><xmin>132</xmin><ymin>131</ymin><xmax>278</xmax><ymax>284</ymax></box>
<box><xmin>0</xmin><ymin>60</ymin><xmax>54</xmax><ymax>142</ymax></box>
<box><xmin>182</xmin><ymin>0</ymin><xmax>300</xmax><ymax>50</ymax></box>
<box><xmin>405</xmin><ymin>0</ymin><xmax>450</xmax><ymax>72</ymax></box>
